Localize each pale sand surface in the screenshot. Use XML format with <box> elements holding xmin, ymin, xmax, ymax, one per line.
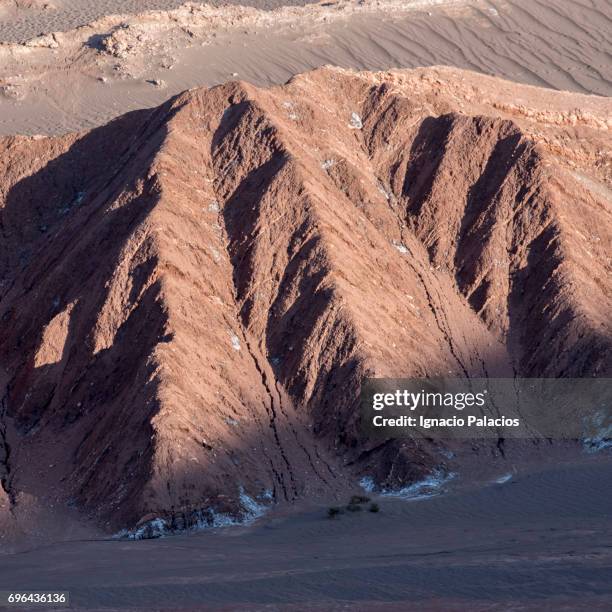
<box><xmin>0</xmin><ymin>0</ymin><xmax>610</xmax><ymax>135</ymax></box>
<box><xmin>0</xmin><ymin>456</ymin><xmax>611</xmax><ymax>610</ymax></box>
<box><xmin>0</xmin><ymin>0</ymin><xmax>320</xmax><ymax>43</ymax></box>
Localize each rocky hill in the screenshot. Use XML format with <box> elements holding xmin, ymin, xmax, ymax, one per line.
<box><xmin>0</xmin><ymin>66</ymin><xmax>610</xmax><ymax>535</ymax></box>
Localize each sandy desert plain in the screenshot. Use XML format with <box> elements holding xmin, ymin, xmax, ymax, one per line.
<box><xmin>0</xmin><ymin>0</ymin><xmax>611</xmax><ymax>610</ymax></box>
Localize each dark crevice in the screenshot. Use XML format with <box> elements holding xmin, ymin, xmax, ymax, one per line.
<box><xmin>0</xmin><ymin>387</ymin><xmax>16</xmax><ymax>510</ymax></box>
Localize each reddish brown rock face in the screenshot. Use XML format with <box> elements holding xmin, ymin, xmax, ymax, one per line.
<box><xmin>0</xmin><ymin>67</ymin><xmax>610</xmax><ymax>533</ymax></box>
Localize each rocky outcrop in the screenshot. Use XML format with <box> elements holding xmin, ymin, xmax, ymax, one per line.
<box><xmin>0</xmin><ymin>67</ymin><xmax>609</xmax><ymax>532</ymax></box>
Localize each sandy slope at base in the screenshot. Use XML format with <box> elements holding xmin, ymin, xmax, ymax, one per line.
<box><xmin>0</xmin><ymin>0</ymin><xmax>610</xmax><ymax>135</ymax></box>
<box><xmin>0</xmin><ymin>456</ymin><xmax>611</xmax><ymax>610</ymax></box>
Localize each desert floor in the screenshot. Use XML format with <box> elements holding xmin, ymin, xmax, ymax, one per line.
<box><xmin>0</xmin><ymin>456</ymin><xmax>611</xmax><ymax>610</ymax></box>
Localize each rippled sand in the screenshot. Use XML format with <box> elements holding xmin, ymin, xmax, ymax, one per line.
<box><xmin>0</xmin><ymin>0</ymin><xmax>610</xmax><ymax>135</ymax></box>
<box><xmin>0</xmin><ymin>0</ymin><xmax>320</xmax><ymax>42</ymax></box>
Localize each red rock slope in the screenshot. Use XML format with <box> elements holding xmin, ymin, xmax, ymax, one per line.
<box><xmin>0</xmin><ymin>67</ymin><xmax>609</xmax><ymax>532</ymax></box>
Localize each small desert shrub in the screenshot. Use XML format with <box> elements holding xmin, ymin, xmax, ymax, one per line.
<box><xmin>368</xmin><ymin>502</ymin><xmax>380</xmax><ymax>513</ymax></box>
<box><xmin>349</xmin><ymin>495</ymin><xmax>371</xmax><ymax>505</ymax></box>
<box><xmin>346</xmin><ymin>503</ymin><xmax>363</xmax><ymax>512</ymax></box>
<box><xmin>327</xmin><ymin>506</ymin><xmax>342</xmax><ymax>518</ymax></box>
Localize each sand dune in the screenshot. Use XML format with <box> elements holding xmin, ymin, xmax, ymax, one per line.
<box><xmin>0</xmin><ymin>0</ymin><xmax>610</xmax><ymax>135</ymax></box>
<box><xmin>0</xmin><ymin>0</ymin><xmax>320</xmax><ymax>43</ymax></box>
